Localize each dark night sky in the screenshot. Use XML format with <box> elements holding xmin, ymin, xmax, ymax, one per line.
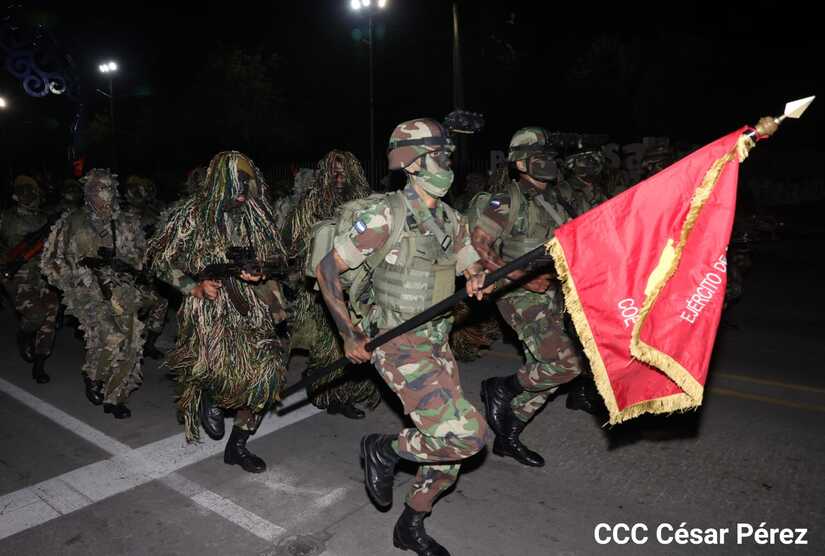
<box><xmin>1</xmin><ymin>0</ymin><xmax>821</xmax><ymax>179</ymax></box>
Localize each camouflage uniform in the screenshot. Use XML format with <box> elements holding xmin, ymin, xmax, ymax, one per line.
<box><xmin>41</xmin><ymin>170</ymin><xmax>153</xmax><ymax>415</ymax></box>
<box><xmin>475</xmin><ymin>183</ymin><xmax>582</xmax><ymax>419</ymax></box>
<box><xmin>558</xmin><ymin>150</ymin><xmax>610</xmax><ymax>217</ymax></box>
<box><xmin>471</xmin><ymin>127</ymin><xmax>583</xmax><ymax>467</ymax></box>
<box><xmin>319</xmin><ymin>120</ymin><xmax>493</xmax><ymax>556</ymax></box>
<box><xmin>325</xmin><ymin>119</ymin><xmax>489</xmax><ymax>555</ymax></box>
<box><xmin>560</xmin><ymin>151</ymin><xmax>609</xmax><ymax>414</ymax></box>
<box><xmin>337</xmin><ymin>186</ymin><xmax>487</xmax><ymax>510</ymax></box>
<box><xmin>1</xmin><ymin>176</ymin><xmax>60</xmax><ymax>381</ymax></box>
<box><xmin>147</xmin><ymin>153</ymin><xmax>288</xmax><ymax>472</ymax></box>
<box><xmin>285</xmin><ymin>151</ymin><xmax>380</xmax><ymax>416</ymax></box>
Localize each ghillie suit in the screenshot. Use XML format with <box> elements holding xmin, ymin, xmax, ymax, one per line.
<box><xmin>274</xmin><ymin>168</ymin><xmax>314</xmax><ymax>230</ymax></box>
<box><xmin>41</xmin><ymin>169</ymin><xmax>152</xmax><ymax>418</ymax></box>
<box><xmin>147</xmin><ymin>152</ymin><xmax>290</xmax><ymax>444</ymax></box>
<box><xmin>286</xmin><ymin>150</ymin><xmax>380</xmax><ymax>415</ymax></box>
<box><xmin>123</xmin><ymin>175</ymin><xmax>169</xmax><ymax>357</ymax></box>
<box><xmin>124</xmin><ymin>175</ymin><xmax>165</xmax><ymax>238</ymax></box>
<box><xmin>449</xmin><ymin>298</ymin><xmax>502</xmax><ymax>361</ymax></box>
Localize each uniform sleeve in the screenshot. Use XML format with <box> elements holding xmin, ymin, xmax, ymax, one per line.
<box><xmin>452</xmin><ymin>212</ymin><xmax>481</xmax><ymax>275</ymax></box>
<box><xmin>332</xmin><ymin>202</ymin><xmax>392</xmax><ymax>269</ymax></box>
<box><xmin>145</xmin><ymin>208</ymin><xmax>199</xmax><ymax>295</ymax></box>
<box><xmin>474</xmin><ymin>194</ymin><xmax>510</xmax><ymax>239</ymax></box>
<box><xmin>155</xmin><ymin>266</ymin><xmax>198</xmax><ymax>295</ymax></box>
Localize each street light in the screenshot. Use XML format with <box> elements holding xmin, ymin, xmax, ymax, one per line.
<box><xmin>98</xmin><ymin>60</ymin><xmax>118</xmax><ymax>169</ymax></box>
<box><xmin>0</xmin><ymin>96</ymin><xmax>7</xmax><ymax>109</ymax></box>
<box><xmin>349</xmin><ymin>0</ymin><xmax>388</xmax><ymax>188</ymax></box>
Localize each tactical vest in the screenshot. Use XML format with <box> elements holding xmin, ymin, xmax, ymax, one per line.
<box><xmin>371</xmin><ymin>193</ymin><xmax>459</xmax><ymax>326</ymax></box>
<box><xmin>500</xmin><ymin>181</ymin><xmax>567</xmax><ymax>262</ymax></box>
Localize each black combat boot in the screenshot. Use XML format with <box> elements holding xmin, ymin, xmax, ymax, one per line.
<box><xmin>31</xmin><ymin>355</ymin><xmax>50</xmax><ymax>384</ymax></box>
<box><xmin>360</xmin><ymin>433</ymin><xmax>400</xmax><ymax>508</ymax></box>
<box><xmin>565</xmin><ymin>375</ymin><xmax>606</xmax><ymax>415</ymax></box>
<box><xmin>17</xmin><ymin>330</ymin><xmax>36</xmax><ymax>363</ymax></box>
<box><xmin>327</xmin><ymin>400</ymin><xmax>366</xmax><ymax>419</ymax></box>
<box><xmin>480</xmin><ymin>375</ymin><xmax>545</xmax><ymax>467</ymax></box>
<box><xmin>103</xmin><ymin>403</ymin><xmax>132</xmax><ymax>419</ymax></box>
<box><xmin>83</xmin><ymin>375</ymin><xmax>104</xmax><ymax>406</ymax></box>
<box><xmin>392</xmin><ymin>505</ymin><xmax>451</xmax><ymax>556</ymax></box>
<box><xmin>199</xmin><ymin>395</ymin><xmax>225</xmax><ymax>440</ymax></box>
<box><xmin>224</xmin><ymin>426</ymin><xmax>266</xmax><ymax>473</ymax></box>
<box><xmin>143</xmin><ymin>331</ymin><xmax>165</xmax><ymax>360</ymax></box>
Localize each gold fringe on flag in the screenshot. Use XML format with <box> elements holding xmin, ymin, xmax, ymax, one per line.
<box><xmin>627</xmin><ymin>134</ymin><xmax>756</xmax><ymax>418</ymax></box>
<box><xmin>550</xmin><ymin>134</ymin><xmax>756</xmax><ymax>424</ymax></box>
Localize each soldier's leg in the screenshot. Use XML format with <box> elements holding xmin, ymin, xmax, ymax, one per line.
<box><xmin>26</xmin><ymin>281</ymin><xmax>60</xmax><ymax>384</ymax></box>
<box><xmin>481</xmin><ymin>287</ymin><xmax>580</xmax><ymax>467</ymax></box>
<box><xmin>509</xmin><ymin>310</ymin><xmax>582</xmax><ymax>422</ymax></box>
<box><xmin>224</xmin><ymin>408</ymin><xmax>266</xmax><ymax>473</ymax></box>
<box><xmin>375</xmin><ymin>333</ymin><xmax>487</xmax><ymax>465</ymax></box>
<box><xmin>33</xmin><ymin>285</ymin><xmax>60</xmax><ymax>358</ymax></box>
<box><xmin>367</xmin><ymin>332</ymin><xmax>486</xmax><ymax>554</ymax></box>
<box><xmin>496</xmin><ymin>288</ymin><xmax>581</xmax><ymax>421</ymax></box>
<box><xmin>101</xmin><ymin>312</ymin><xmax>145</xmax><ymax>418</ymax></box>
<box><xmin>142</xmin><ymin>291</ymin><xmax>168</xmax><ymax>360</ymax></box>
<box><xmin>9</xmin><ymin>275</ymin><xmax>37</xmax><ymax>362</ymax></box>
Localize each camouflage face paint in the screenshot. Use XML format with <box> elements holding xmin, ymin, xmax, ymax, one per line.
<box><xmin>415</xmin><ymin>153</ymin><xmax>454</xmax><ymax>198</ymax></box>
<box><xmin>526</xmin><ymin>153</ymin><xmax>559</xmax><ymax>183</ymax></box>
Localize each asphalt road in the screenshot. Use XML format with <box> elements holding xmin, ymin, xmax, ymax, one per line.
<box><xmin>1</xmin><ymin>238</ymin><xmax>822</xmax><ymax>555</ymax></box>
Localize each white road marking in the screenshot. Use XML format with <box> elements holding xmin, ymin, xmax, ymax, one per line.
<box><xmin>0</xmin><ymin>376</ymin><xmax>321</xmax><ymax>542</ymax></box>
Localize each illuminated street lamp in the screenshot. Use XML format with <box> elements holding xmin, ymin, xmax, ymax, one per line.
<box><xmin>98</xmin><ymin>60</ymin><xmax>118</xmax><ymax>168</ymax></box>
<box><xmin>0</xmin><ymin>96</ymin><xmax>7</xmax><ymax>109</ymax></box>
<box><xmin>349</xmin><ymin>0</ymin><xmax>388</xmax><ymax>187</ymax></box>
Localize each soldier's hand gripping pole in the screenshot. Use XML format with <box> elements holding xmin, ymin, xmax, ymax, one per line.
<box><xmin>283</xmin><ymin>242</ymin><xmax>553</xmax><ymax>398</ymax></box>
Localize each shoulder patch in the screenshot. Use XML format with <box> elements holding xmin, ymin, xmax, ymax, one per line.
<box><xmin>353</xmin><ymin>220</ymin><xmax>368</xmax><ymax>234</ymax></box>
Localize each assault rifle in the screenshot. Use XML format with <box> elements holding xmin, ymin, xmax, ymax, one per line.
<box><xmin>79</xmin><ymin>247</ymin><xmax>153</xmax><ymax>299</ymax></box>
<box><xmin>193</xmin><ymin>247</ymin><xmax>290</xmax><ymax>282</ymax></box>
<box><xmin>1</xmin><ymin>213</ymin><xmax>59</xmax><ymax>279</ymax></box>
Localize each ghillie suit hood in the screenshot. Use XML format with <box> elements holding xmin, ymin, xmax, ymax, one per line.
<box><xmin>147</xmin><ymin>151</ymin><xmax>288</xmax><ymax>441</ymax></box>
<box><xmin>286</xmin><ymin>149</ymin><xmax>371</xmax><ymax>253</ymax></box>
<box><xmin>285</xmin><ymin>150</ymin><xmax>380</xmax><ymax>410</ymax></box>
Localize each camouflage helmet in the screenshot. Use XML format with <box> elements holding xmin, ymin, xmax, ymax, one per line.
<box><xmin>12</xmin><ymin>175</ymin><xmax>41</xmax><ymax>208</ymax></box>
<box><xmin>387</xmin><ymin>118</ymin><xmax>454</xmax><ymax>170</ymax></box>
<box><xmin>642</xmin><ymin>143</ymin><xmax>674</xmax><ymax>164</ymax></box>
<box><xmin>508</xmin><ymin>127</ymin><xmax>551</xmax><ymax>162</ymax></box>
<box><xmin>12</xmin><ymin>175</ymin><xmax>39</xmax><ymax>196</ymax></box>
<box><xmin>641</xmin><ymin>143</ymin><xmax>675</xmax><ymax>175</ymax></box>
<box><xmin>564</xmin><ymin>150</ymin><xmax>605</xmax><ymax>177</ymax></box>
<box><xmin>62</xmin><ymin>178</ymin><xmax>83</xmax><ymax>204</ymax></box>
<box><xmin>125</xmin><ymin>175</ymin><xmax>156</xmax><ymax>205</ymax></box>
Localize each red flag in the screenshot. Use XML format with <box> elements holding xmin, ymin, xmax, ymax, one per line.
<box><xmin>549</xmin><ymin>128</ymin><xmax>754</xmax><ymax>424</ymax></box>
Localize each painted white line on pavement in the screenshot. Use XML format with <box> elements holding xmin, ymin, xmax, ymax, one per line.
<box><xmin>0</xmin><ymin>377</ymin><xmax>132</xmax><ymax>455</ymax></box>
<box><xmin>0</xmin><ymin>376</ymin><xmax>321</xmax><ymax>542</ymax></box>
<box><xmin>191</xmin><ymin>489</ymin><xmax>287</xmax><ymax>542</ymax></box>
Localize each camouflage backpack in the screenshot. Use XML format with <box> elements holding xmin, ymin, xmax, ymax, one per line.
<box><xmin>465</xmin><ymin>181</ymin><xmax>524</xmax><ymax>238</ymax></box>
<box><xmin>304</xmin><ymin>191</ymin><xmax>407</xmax><ymax>323</ymax></box>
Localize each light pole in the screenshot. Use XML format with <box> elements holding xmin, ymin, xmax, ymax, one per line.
<box><xmin>0</xmin><ymin>96</ymin><xmax>8</xmax><ymax>194</ymax></box>
<box><xmin>350</xmin><ymin>0</ymin><xmax>387</xmax><ymax>188</ymax></box>
<box><xmin>98</xmin><ymin>61</ymin><xmax>118</xmax><ymax>169</ymax></box>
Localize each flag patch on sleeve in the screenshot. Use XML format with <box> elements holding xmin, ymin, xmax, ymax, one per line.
<box><xmin>353</xmin><ymin>220</ymin><xmax>368</xmax><ymax>234</ymax></box>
